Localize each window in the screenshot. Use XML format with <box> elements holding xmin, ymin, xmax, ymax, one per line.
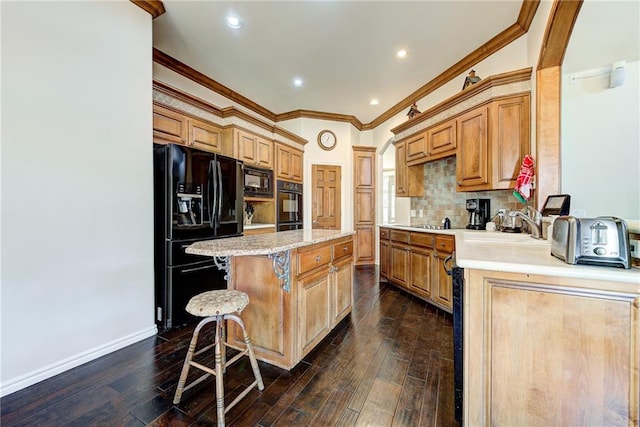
<box><xmin>382</xmin><ymin>169</ymin><xmax>395</xmax><ymax>224</ymax></box>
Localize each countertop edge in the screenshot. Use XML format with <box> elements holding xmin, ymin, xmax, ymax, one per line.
<box><xmin>186</xmin><ymin>229</ymin><xmax>355</xmax><ymax>257</ymax></box>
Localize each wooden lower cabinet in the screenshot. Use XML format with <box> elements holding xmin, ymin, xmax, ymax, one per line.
<box><xmin>331</xmin><ymin>257</ymin><xmax>353</xmax><ymax>327</ymax></box>
<box><xmin>409</xmin><ymin>246</ymin><xmax>433</xmax><ymax>299</ymax></box>
<box><xmin>384</xmin><ymin>228</ymin><xmax>454</xmax><ymax>312</ymax></box>
<box><xmin>390</xmin><ymin>242</ymin><xmax>410</xmax><ymax>287</ymax></box>
<box><xmin>298</xmin><ymin>269</ymin><xmax>331</xmax><ymax>356</ymax></box>
<box><xmin>464</xmin><ymin>269</ymin><xmax>640</xmax><ymax>426</ymax></box>
<box><xmin>229</xmin><ymin>236</ymin><xmax>353</xmax><ymax>369</ymax></box>
<box><xmin>380</xmin><ymin>241</ymin><xmax>390</xmax><ymax>279</ymax></box>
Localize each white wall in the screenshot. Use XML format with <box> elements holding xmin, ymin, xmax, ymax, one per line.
<box><xmin>1</xmin><ymin>2</ymin><xmax>155</xmax><ymax>396</ymax></box>
<box><xmin>561</xmin><ymin>61</ymin><xmax>640</xmax><ymax>219</ymax></box>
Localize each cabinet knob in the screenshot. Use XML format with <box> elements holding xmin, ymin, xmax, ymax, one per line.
<box><xmin>315</xmin><ymin>255</ymin><xmax>322</xmax><ymax>262</ymax></box>
<box><xmin>343</xmin><ymin>246</ymin><xmax>348</xmax><ymax>251</ymax></box>
<box><xmin>440</xmin><ymin>242</ymin><xmax>446</xmax><ymax>247</ymax></box>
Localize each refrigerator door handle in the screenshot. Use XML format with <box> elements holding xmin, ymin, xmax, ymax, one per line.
<box><xmin>208</xmin><ymin>160</ymin><xmax>217</xmax><ymax>228</ymax></box>
<box><xmin>216</xmin><ymin>160</ymin><xmax>223</xmax><ymax>226</ymax></box>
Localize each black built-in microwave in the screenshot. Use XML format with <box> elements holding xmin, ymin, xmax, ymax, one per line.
<box><xmin>244</xmin><ymin>165</ymin><xmax>273</xmax><ymax>198</ymax></box>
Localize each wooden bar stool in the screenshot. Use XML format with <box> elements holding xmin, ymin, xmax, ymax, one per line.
<box><xmin>173</xmin><ymin>289</ymin><xmax>264</xmax><ymax>426</ymax></box>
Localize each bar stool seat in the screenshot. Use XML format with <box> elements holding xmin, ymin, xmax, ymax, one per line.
<box><xmin>173</xmin><ymin>289</ymin><xmax>264</xmax><ymax>427</ymax></box>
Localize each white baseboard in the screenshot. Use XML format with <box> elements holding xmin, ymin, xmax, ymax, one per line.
<box><xmin>0</xmin><ymin>325</ymin><xmax>158</xmax><ymax>398</ymax></box>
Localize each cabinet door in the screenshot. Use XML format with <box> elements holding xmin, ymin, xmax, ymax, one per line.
<box><xmin>354</xmin><ymin>149</ymin><xmax>375</xmax><ymax>188</ymax></box>
<box><xmin>298</xmin><ymin>269</ymin><xmax>331</xmax><ymax>356</ymax></box>
<box><xmin>409</xmin><ymin>246</ymin><xmax>433</xmax><ymax>299</ymax></box>
<box><xmin>406</xmin><ymin>132</ymin><xmax>428</xmax><ymax>165</ymax></box>
<box><xmin>355</xmin><ymin>224</ymin><xmax>375</xmax><ymax>265</ymax></box>
<box><xmin>466</xmin><ymin>269</ymin><xmax>640</xmax><ymax>426</ymax></box>
<box><xmin>433</xmin><ymin>250</ymin><xmax>453</xmax><ymax>311</ymax></box>
<box><xmin>390</xmin><ymin>243</ymin><xmax>410</xmax><ymax>287</ymax></box>
<box><xmin>427</xmin><ymin>119</ymin><xmax>457</xmax><ymax>160</ymax></box>
<box><xmin>380</xmin><ymin>239</ymin><xmax>390</xmax><ymax>279</ymax></box>
<box><xmin>395</xmin><ymin>141</ymin><xmax>408</xmax><ymax>196</ymax></box>
<box><xmin>189</xmin><ymin>118</ymin><xmax>222</xmax><ymax>154</ymax></box>
<box><xmin>237</xmin><ymin>130</ymin><xmax>258</xmax><ymax>164</ymax></box>
<box><xmin>256</xmin><ymin>136</ymin><xmax>274</xmax><ymax>169</ymax></box>
<box><xmin>491</xmin><ymin>94</ymin><xmax>531</xmax><ymax>190</ymax></box>
<box><xmin>331</xmin><ymin>258</ymin><xmax>353</xmax><ymax>327</ymax></box>
<box><xmin>153</xmin><ymin>105</ymin><xmax>187</xmax><ymax>144</ymax></box>
<box><xmin>456</xmin><ymin>106</ymin><xmax>489</xmax><ymax>191</ymax></box>
<box><xmin>290</xmin><ymin>148</ymin><xmax>303</xmax><ymax>183</ymax></box>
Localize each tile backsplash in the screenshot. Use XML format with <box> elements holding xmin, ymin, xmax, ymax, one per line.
<box><xmin>410</xmin><ymin>157</ymin><xmax>525</xmax><ymax>228</ymax></box>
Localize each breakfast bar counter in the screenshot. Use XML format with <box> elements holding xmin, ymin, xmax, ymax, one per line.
<box><xmin>187</xmin><ymin>229</ymin><xmax>356</xmax><ymax>370</ymax></box>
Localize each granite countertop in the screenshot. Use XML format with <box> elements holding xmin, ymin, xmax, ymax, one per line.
<box><xmin>379</xmin><ymin>224</ymin><xmax>640</xmax><ymax>285</ymax></box>
<box><xmin>186</xmin><ymin>229</ymin><xmax>355</xmax><ymax>257</ymax></box>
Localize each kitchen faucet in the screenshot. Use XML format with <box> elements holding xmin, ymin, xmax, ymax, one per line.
<box><xmin>509</xmin><ymin>207</ymin><xmax>542</xmax><ymax>239</ymax></box>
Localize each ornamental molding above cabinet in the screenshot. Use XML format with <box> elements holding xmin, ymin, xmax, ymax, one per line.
<box><xmin>392</xmin><ymin>67</ymin><xmax>532</xmax><ymax>141</ymax></box>
<box><xmin>153</xmin><ymin>81</ymin><xmax>307</xmax><ymax>151</ymax></box>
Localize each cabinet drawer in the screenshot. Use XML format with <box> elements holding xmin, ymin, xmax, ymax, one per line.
<box><xmin>332</xmin><ymin>239</ymin><xmax>353</xmax><ymax>261</ymax></box>
<box><xmin>390</xmin><ymin>230</ymin><xmax>410</xmax><ymax>243</ymax></box>
<box><xmin>435</xmin><ymin>235</ymin><xmax>455</xmax><ymax>253</ymax></box>
<box><xmin>297</xmin><ymin>245</ymin><xmax>332</xmax><ymax>275</ymax></box>
<box><xmin>410</xmin><ymin>232</ymin><xmax>434</xmax><ymax>248</ymax></box>
<box><xmin>380</xmin><ymin>228</ymin><xmax>390</xmax><ymax>240</ymax></box>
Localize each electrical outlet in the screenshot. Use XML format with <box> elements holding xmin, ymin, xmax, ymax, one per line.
<box><xmin>571</xmin><ymin>209</ymin><xmax>586</xmax><ymax>217</ymax></box>
<box><xmin>410</xmin><ymin>209</ymin><xmax>416</xmax><ymax>218</ymax></box>
<box><xmin>497</xmin><ymin>208</ymin><xmax>506</xmax><ymax>217</ymax></box>
<box><xmin>418</xmin><ymin>209</ymin><xmax>424</xmax><ymax>217</ymax></box>
<box><xmin>630</xmin><ymin>239</ymin><xmax>639</xmax><ymax>258</ymax></box>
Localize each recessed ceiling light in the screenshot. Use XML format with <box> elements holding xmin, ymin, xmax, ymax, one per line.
<box><xmin>370</xmin><ymin>99</ymin><xmax>379</xmax><ymax>106</ymax></box>
<box><xmin>293</xmin><ymin>78</ymin><xmax>304</xmax><ymax>87</ymax></box>
<box><xmin>396</xmin><ymin>49</ymin><xmax>410</xmax><ymax>59</ymax></box>
<box><xmin>225</xmin><ymin>15</ymin><xmax>243</xmax><ymax>29</ymax></box>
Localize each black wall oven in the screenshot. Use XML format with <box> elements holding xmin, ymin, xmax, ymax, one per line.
<box><xmin>276</xmin><ymin>180</ymin><xmax>303</xmax><ymax>231</ymax></box>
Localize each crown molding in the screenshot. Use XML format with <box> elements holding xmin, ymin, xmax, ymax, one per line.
<box><xmin>390</xmin><ymin>67</ymin><xmax>532</xmax><ymax>135</ymax></box>
<box><xmin>276</xmin><ymin>110</ymin><xmax>364</xmax><ymax>130</ymax></box>
<box><xmin>152</xmin><ymin>1</ymin><xmax>539</xmax><ymax>131</ymax></box>
<box><xmin>537</xmin><ymin>0</ymin><xmax>583</xmax><ymax>70</ymax></box>
<box><xmin>153</xmin><ymin>80</ymin><xmax>307</xmax><ymax>146</ymax></box>
<box><xmin>367</xmin><ymin>0</ymin><xmax>539</xmax><ymax>130</ymax></box>
<box><xmin>130</xmin><ymin>0</ymin><xmax>165</xmax><ymax>18</ymax></box>
<box><xmin>153</xmin><ymin>48</ymin><xmax>278</xmax><ymax>122</ymax></box>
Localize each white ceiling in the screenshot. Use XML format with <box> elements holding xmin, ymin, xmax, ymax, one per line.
<box><xmin>152</xmin><ymin>1</ymin><xmax>522</xmax><ymax>124</ymax></box>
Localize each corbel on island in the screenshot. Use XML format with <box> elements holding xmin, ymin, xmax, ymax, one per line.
<box><xmin>187</xmin><ymin>229</ymin><xmax>355</xmax><ymax>370</ymax></box>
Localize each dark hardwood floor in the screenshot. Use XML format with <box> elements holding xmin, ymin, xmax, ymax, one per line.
<box><xmin>1</xmin><ymin>266</ymin><xmax>458</xmax><ymax>426</ymax></box>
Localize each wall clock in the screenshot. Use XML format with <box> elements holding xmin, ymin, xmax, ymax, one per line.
<box><xmin>317</xmin><ymin>129</ymin><xmax>337</xmax><ymax>151</ymax></box>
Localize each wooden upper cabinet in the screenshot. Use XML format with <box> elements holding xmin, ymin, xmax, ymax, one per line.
<box><xmin>406</xmin><ymin>132</ymin><xmax>428</xmax><ymax>165</ymax></box>
<box><xmin>235</xmin><ymin>129</ymin><xmax>273</xmax><ymax>169</ymax></box>
<box><xmin>491</xmin><ymin>94</ymin><xmax>531</xmax><ymax>189</ymax></box>
<box><xmin>456</xmin><ymin>106</ymin><xmax>489</xmax><ymax>191</ymax></box>
<box><xmin>276</xmin><ymin>143</ymin><xmax>303</xmax><ymax>183</ymax></box>
<box><xmin>153</xmin><ymin>105</ymin><xmax>187</xmax><ymax>144</ymax></box>
<box><xmin>427</xmin><ymin>119</ymin><xmax>457</xmax><ymax>160</ymax></box>
<box><xmin>395</xmin><ymin>141</ymin><xmax>424</xmax><ymax>197</ymax></box>
<box><xmin>188</xmin><ymin>118</ymin><xmax>224</xmax><ymax>154</ymax></box>
<box><xmin>456</xmin><ymin>93</ymin><xmax>531</xmax><ymax>192</ymax></box>
<box><xmin>354</xmin><ymin>147</ymin><xmax>376</xmax><ymax>188</ymax></box>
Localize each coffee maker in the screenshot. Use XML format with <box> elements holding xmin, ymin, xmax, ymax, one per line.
<box><xmin>466</xmin><ymin>198</ymin><xmax>490</xmax><ymax>230</ymax></box>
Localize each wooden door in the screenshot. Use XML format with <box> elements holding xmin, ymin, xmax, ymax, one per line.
<box><xmin>395</xmin><ymin>141</ymin><xmax>408</xmax><ymax>196</ymax></box>
<box><xmin>312</xmin><ymin>165</ymin><xmax>341</xmax><ymax>229</ymax></box>
<box><xmin>298</xmin><ymin>269</ymin><xmax>331</xmax><ymax>356</ymax></box>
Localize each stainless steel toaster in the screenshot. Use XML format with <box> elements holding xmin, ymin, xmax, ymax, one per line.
<box><xmin>551</xmin><ymin>216</ymin><xmax>631</xmax><ymax>269</ymax></box>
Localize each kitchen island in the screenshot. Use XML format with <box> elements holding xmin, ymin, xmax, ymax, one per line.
<box><xmin>187</xmin><ymin>229</ymin><xmax>355</xmax><ymax>370</ymax></box>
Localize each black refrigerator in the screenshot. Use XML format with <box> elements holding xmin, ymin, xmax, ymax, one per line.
<box><xmin>153</xmin><ymin>143</ymin><xmax>243</xmax><ymax>330</ymax></box>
